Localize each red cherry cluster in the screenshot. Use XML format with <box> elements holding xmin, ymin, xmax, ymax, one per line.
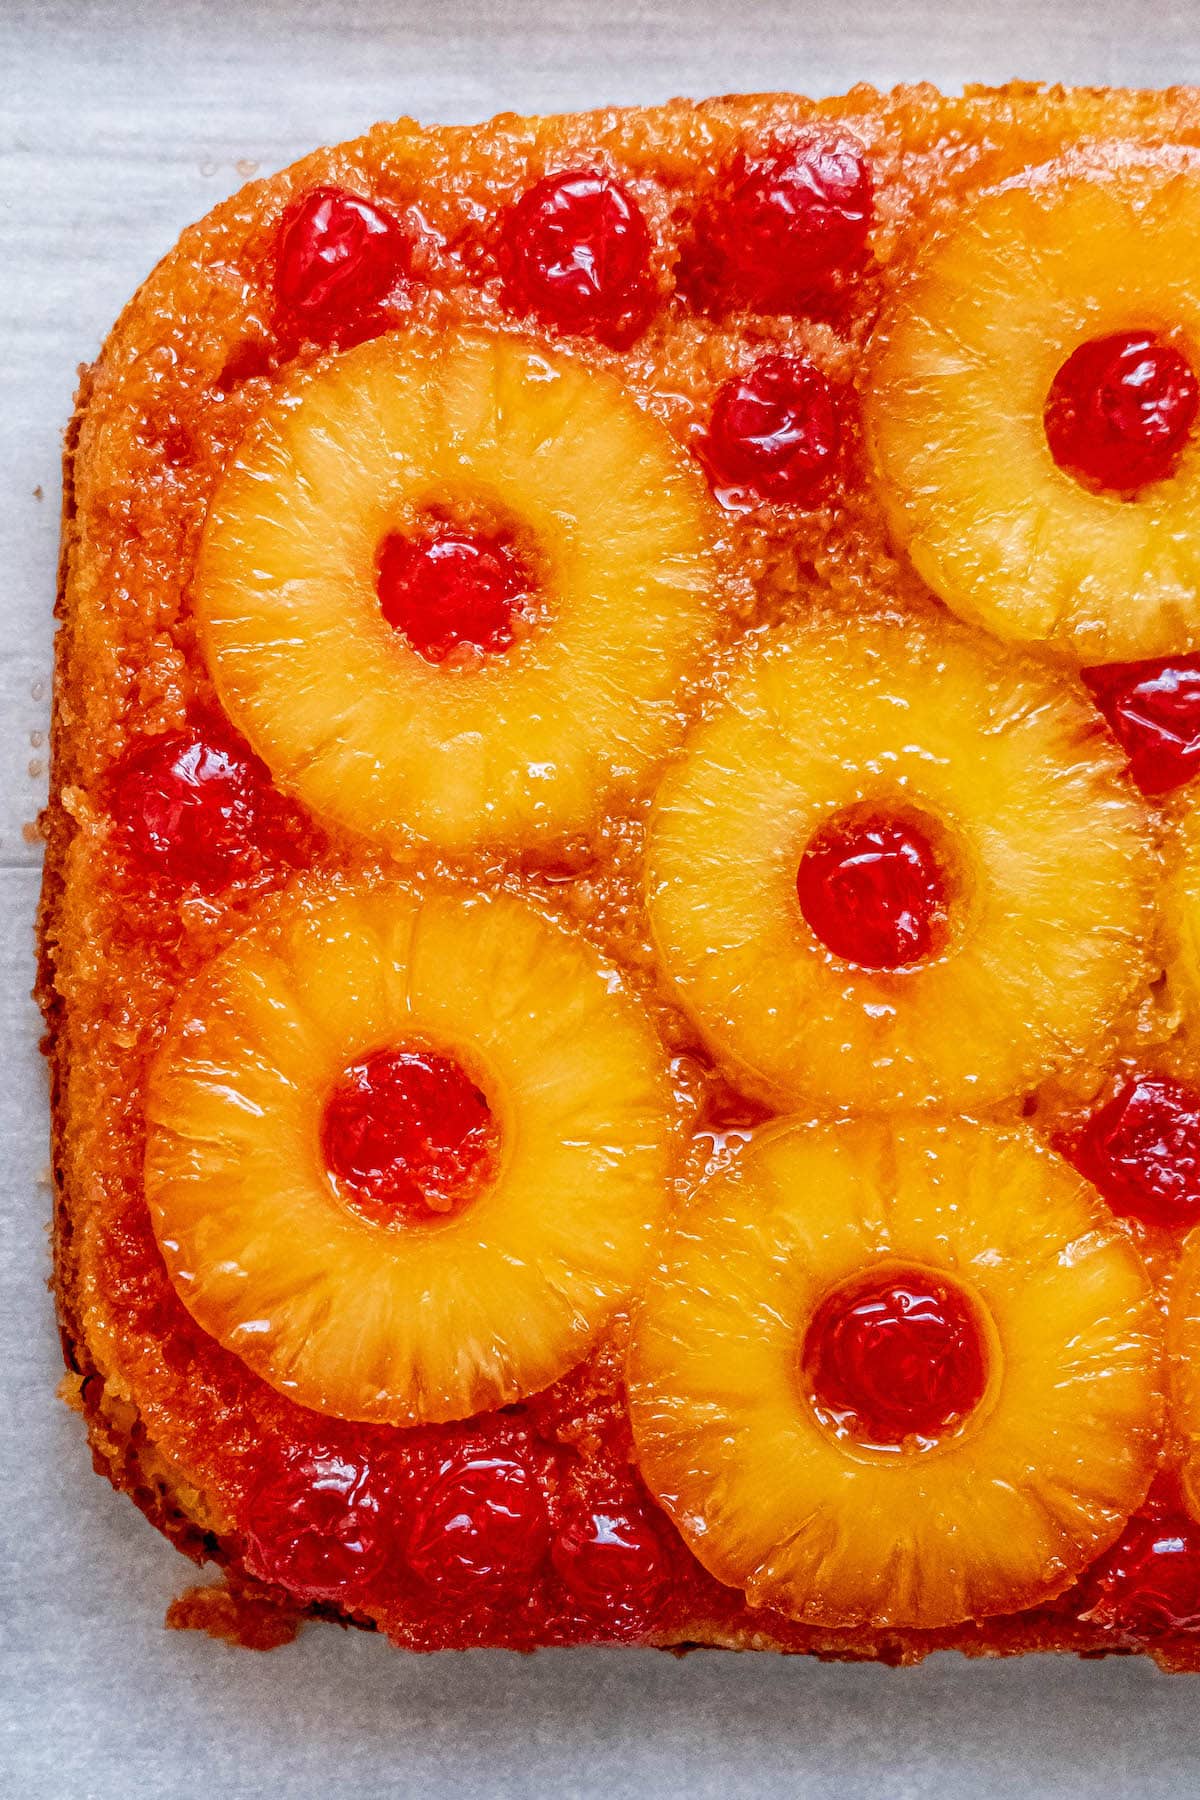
<box><xmin>402</xmin><ymin>1450</ymin><xmax>672</xmax><ymax>1626</ymax></box>
<box><xmin>266</xmin><ymin>139</ymin><xmax>869</xmax><ymax>507</ymax></box>
<box><xmin>241</xmin><ymin>1435</ymin><xmax>673</xmax><ymax>1629</ymax></box>
<box><xmin>270</xmin><ymin>138</ymin><xmax>872</xmax><ymax>342</ymax></box>
<box><xmin>683</xmin><ymin>137</ymin><xmax>866</xmax><ymax>508</ymax></box>
<box><xmin>242</xmin><ymin>1439</ymin><xmax>548</xmax><ymax>1608</ymax></box>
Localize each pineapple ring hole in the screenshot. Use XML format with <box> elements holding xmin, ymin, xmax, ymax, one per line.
<box><xmin>795</xmin><ymin>801</ymin><xmax>956</xmax><ymax>971</ymax></box>
<box><xmin>320</xmin><ymin>1042</ymin><xmax>502</xmax><ymax>1229</ymax></box>
<box><xmin>800</xmin><ymin>1262</ymin><xmax>994</xmax><ymax>1452</ymax></box>
<box><xmin>374</xmin><ymin>498</ymin><xmax>547</xmax><ymax>669</ymax></box>
<box><xmin>1043</xmin><ymin>329</ymin><xmax>1200</xmax><ymax>500</ymax></box>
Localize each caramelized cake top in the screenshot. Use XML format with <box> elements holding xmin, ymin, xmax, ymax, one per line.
<box><xmin>41</xmin><ymin>84</ymin><xmax>1200</xmax><ymax>1659</ymax></box>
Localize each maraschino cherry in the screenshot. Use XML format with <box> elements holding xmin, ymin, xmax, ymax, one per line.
<box><xmin>322</xmin><ymin>1047</ymin><xmax>497</xmax><ymax>1223</ymax></box>
<box><xmin>241</xmin><ymin>1444</ymin><xmax>393</xmax><ymax>1604</ymax></box>
<box><xmin>1083</xmin><ymin>657</ymin><xmax>1200</xmax><ymax>794</ymax></box>
<box><xmin>1045</xmin><ymin>331</ymin><xmax>1198</xmax><ymax>496</ymax></box>
<box><xmin>552</xmin><ymin>1498</ymin><xmax>670</xmax><ymax>1620</ymax></box>
<box><xmin>110</xmin><ymin>726</ymin><xmax>290</xmax><ymax>888</ymax></box>
<box><xmin>1060</xmin><ymin>1074</ymin><xmax>1200</xmax><ymax>1229</ymax></box>
<box><xmin>797</xmin><ymin>811</ymin><xmax>948</xmax><ymax>969</ymax></box>
<box><xmin>500</xmin><ymin>168</ymin><xmax>652</xmax><ymax>341</ymax></box>
<box><xmin>804</xmin><ymin>1268</ymin><xmax>988</xmax><ymax>1445</ymax></box>
<box><xmin>701</xmin><ymin>355</ymin><xmax>839</xmax><ymax>505</ymax></box>
<box><xmin>406</xmin><ymin>1448</ymin><xmax>550</xmax><ymax>1598</ymax></box>
<box><xmin>1078</xmin><ymin>1507</ymin><xmax>1200</xmax><ymax>1640</ymax></box>
<box><xmin>274</xmin><ymin>185</ymin><xmax>409</xmax><ymax>339</ymax></box>
<box><xmin>686</xmin><ymin>134</ymin><xmax>872</xmax><ymax>312</ymax></box>
<box><xmin>376</xmin><ymin>526</ymin><xmax>532</xmax><ymax>664</ymax></box>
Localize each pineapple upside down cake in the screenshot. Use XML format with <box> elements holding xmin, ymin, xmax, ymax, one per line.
<box><xmin>39</xmin><ymin>82</ymin><xmax>1200</xmax><ymax>1664</ymax></box>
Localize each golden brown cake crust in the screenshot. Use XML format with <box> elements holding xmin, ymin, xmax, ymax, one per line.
<box><xmin>38</xmin><ymin>82</ymin><xmax>1200</xmax><ymax>1663</ymax></box>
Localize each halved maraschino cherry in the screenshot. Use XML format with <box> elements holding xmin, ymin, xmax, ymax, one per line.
<box><xmin>551</xmin><ymin>1498</ymin><xmax>670</xmax><ymax>1620</ymax></box>
<box><xmin>1045</xmin><ymin>331</ymin><xmax>1199</xmax><ymax>496</ymax></box>
<box><xmin>1059</xmin><ymin>1074</ymin><xmax>1200</xmax><ymax>1229</ymax></box>
<box><xmin>406</xmin><ymin>1449</ymin><xmax>550</xmax><ymax>1597</ymax></box>
<box><xmin>322</xmin><ymin>1047</ymin><xmax>498</xmax><ymax>1224</ymax></box>
<box><xmin>1083</xmin><ymin>656</ymin><xmax>1200</xmax><ymax>795</ymax></box>
<box><xmin>110</xmin><ymin>726</ymin><xmax>291</xmax><ymax>888</ymax></box>
<box><xmin>797</xmin><ymin>811</ymin><xmax>949</xmax><ymax>969</ymax></box>
<box><xmin>701</xmin><ymin>355</ymin><xmax>839</xmax><ymax>505</ymax></box>
<box><xmin>803</xmin><ymin>1268</ymin><xmax>988</xmax><ymax>1445</ymax></box>
<box><xmin>500</xmin><ymin>168</ymin><xmax>652</xmax><ymax>341</ymax></box>
<box><xmin>686</xmin><ymin>134</ymin><xmax>872</xmax><ymax>313</ymax></box>
<box><xmin>241</xmin><ymin>1444</ymin><xmax>393</xmax><ymax>1604</ymax></box>
<box><xmin>1078</xmin><ymin>1508</ymin><xmax>1200</xmax><ymax>1640</ymax></box>
<box><xmin>377</xmin><ymin>526</ymin><xmax>534</xmax><ymax>665</ymax></box>
<box><xmin>273</xmin><ymin>185</ymin><xmax>409</xmax><ymax>338</ymax></box>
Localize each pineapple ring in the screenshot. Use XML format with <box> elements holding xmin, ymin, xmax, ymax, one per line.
<box><xmin>1166</xmin><ymin>805</ymin><xmax>1200</xmax><ymax>1025</ymax></box>
<box><xmin>867</xmin><ymin>154</ymin><xmax>1200</xmax><ymax>661</ymax></box>
<box><xmin>645</xmin><ymin>610</ymin><xmax>1154</xmax><ymax>1112</ymax></box>
<box><xmin>1168</xmin><ymin>1228</ymin><xmax>1200</xmax><ymax>1523</ymax></box>
<box><xmin>144</xmin><ymin>881</ymin><xmax>678</xmax><ymax>1426</ymax></box>
<box><xmin>194</xmin><ymin>328</ymin><xmax>718</xmax><ymax>851</ymax></box>
<box><xmin>628</xmin><ymin>1116</ymin><xmax>1163</xmax><ymax>1631</ymax></box>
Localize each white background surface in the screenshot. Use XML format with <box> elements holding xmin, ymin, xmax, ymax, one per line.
<box><xmin>7</xmin><ymin>2</ymin><xmax>1200</xmax><ymax>1795</ymax></box>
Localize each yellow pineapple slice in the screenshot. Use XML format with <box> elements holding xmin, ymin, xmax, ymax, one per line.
<box><xmin>144</xmin><ymin>880</ymin><xmax>678</xmax><ymax>1425</ymax></box>
<box><xmin>194</xmin><ymin>327</ymin><xmax>718</xmax><ymax>852</ymax></box>
<box><xmin>1167</xmin><ymin>804</ymin><xmax>1200</xmax><ymax>1026</ymax></box>
<box><xmin>628</xmin><ymin>1115</ymin><xmax>1162</xmax><ymax>1631</ymax></box>
<box><xmin>867</xmin><ymin>155</ymin><xmax>1200</xmax><ymax>661</ymax></box>
<box><xmin>1169</xmin><ymin>1228</ymin><xmax>1200</xmax><ymax>1522</ymax></box>
<box><xmin>645</xmin><ymin>609</ymin><xmax>1154</xmax><ymax>1113</ymax></box>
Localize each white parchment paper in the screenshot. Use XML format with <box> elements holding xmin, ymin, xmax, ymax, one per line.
<box><xmin>6</xmin><ymin>3</ymin><xmax>1200</xmax><ymax>1794</ymax></box>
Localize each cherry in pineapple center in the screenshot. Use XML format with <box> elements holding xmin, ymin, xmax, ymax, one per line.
<box><xmin>376</xmin><ymin>521</ymin><xmax>538</xmax><ymax>665</ymax></box>
<box><xmin>803</xmin><ymin>1266</ymin><xmax>990</xmax><ymax>1447</ymax></box>
<box><xmin>1044</xmin><ymin>330</ymin><xmax>1199</xmax><ymax>496</ymax></box>
<box><xmin>797</xmin><ymin>807</ymin><xmax>951</xmax><ymax>970</ymax></box>
<box><xmin>322</xmin><ymin>1045</ymin><xmax>499</xmax><ymax>1225</ymax></box>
